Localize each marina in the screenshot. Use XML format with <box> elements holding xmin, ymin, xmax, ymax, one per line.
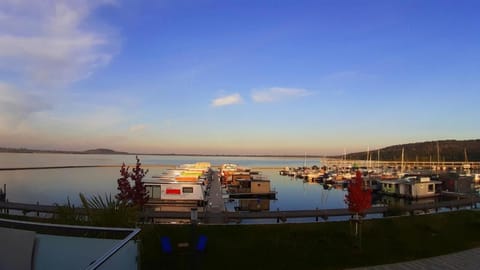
<box><xmin>2</xmin><ymin>1</ymin><xmax>480</xmax><ymax>268</ymax></box>
<box><xmin>0</xmin><ymin>153</ymin><xmax>479</xmax><ymax>224</ymax></box>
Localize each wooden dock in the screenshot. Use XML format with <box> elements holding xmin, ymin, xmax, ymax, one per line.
<box><xmin>0</xmin><ymin>193</ymin><xmax>478</xmax><ymax>224</ymax></box>
<box><xmin>141</xmin><ymin>196</ymin><xmax>479</xmax><ymax>223</ymax></box>
<box><xmin>203</xmin><ymin>171</ymin><xmax>226</xmax><ymax>223</ymax></box>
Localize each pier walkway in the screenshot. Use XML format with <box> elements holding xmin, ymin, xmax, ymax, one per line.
<box><xmin>1</xmin><ymin>196</ymin><xmax>479</xmax><ymax>223</ymax></box>
<box><xmin>350</xmin><ymin>247</ymin><xmax>480</xmax><ymax>270</ymax></box>
<box><xmin>203</xmin><ymin>170</ymin><xmax>225</xmax><ymax>223</ymax></box>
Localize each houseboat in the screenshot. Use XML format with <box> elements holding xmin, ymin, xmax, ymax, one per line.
<box><xmin>145</xmin><ymin>162</ymin><xmax>211</xmax><ymax>207</ymax></box>
<box><xmin>228</xmin><ymin>175</ymin><xmax>276</xmax><ymax>199</ymax></box>
<box><xmin>379</xmin><ymin>176</ymin><xmax>441</xmax><ymax>199</ymax></box>
<box><xmin>144</xmin><ymin>181</ymin><xmax>206</xmax><ymax>207</ymax></box>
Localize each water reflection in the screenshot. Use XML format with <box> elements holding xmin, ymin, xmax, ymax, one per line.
<box><xmin>234</xmin><ymin>199</ymin><xmax>270</xmax><ymax>211</ymax></box>
<box><xmin>0</xmin><ymin>167</ymin><xmax>349</xmax><ymax>211</ymax></box>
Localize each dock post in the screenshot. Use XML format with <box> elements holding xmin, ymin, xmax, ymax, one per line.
<box><xmin>0</xmin><ymin>184</ymin><xmax>4</xmax><ymax>213</ymax></box>
<box><xmin>276</xmin><ymin>208</ymin><xmax>280</xmax><ymax>223</ymax></box>
<box><xmin>315</xmin><ymin>207</ymin><xmax>318</xmax><ymax>222</ymax></box>
<box><xmin>6</xmin><ymin>199</ymin><xmax>8</xmax><ymax>214</ymax></box>
<box><xmin>36</xmin><ymin>201</ymin><xmax>39</xmax><ymax>217</ymax></box>
<box><xmin>0</xmin><ymin>184</ymin><xmax>5</xmax><ymax>214</ymax></box>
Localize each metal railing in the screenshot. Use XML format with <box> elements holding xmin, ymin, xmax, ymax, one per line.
<box><xmin>0</xmin><ymin>218</ymin><xmax>140</xmax><ymax>270</ymax></box>
<box><xmin>86</xmin><ymin>228</ymin><xmax>141</xmax><ymax>270</ymax></box>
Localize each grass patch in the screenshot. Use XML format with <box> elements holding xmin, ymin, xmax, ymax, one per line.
<box><xmin>139</xmin><ymin>210</ymin><xmax>480</xmax><ymax>270</ymax></box>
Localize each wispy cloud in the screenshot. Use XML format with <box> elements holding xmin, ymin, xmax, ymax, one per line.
<box><xmin>0</xmin><ymin>0</ymin><xmax>117</xmax><ymax>86</ymax></box>
<box><xmin>211</xmin><ymin>93</ymin><xmax>243</xmax><ymax>107</ymax></box>
<box><xmin>129</xmin><ymin>124</ymin><xmax>147</xmax><ymax>133</ymax></box>
<box><xmin>251</xmin><ymin>87</ymin><xmax>311</xmax><ymax>103</ymax></box>
<box><xmin>0</xmin><ymin>83</ymin><xmax>50</xmax><ymax>129</ymax></box>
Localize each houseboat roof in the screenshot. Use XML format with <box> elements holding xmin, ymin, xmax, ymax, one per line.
<box><xmin>236</xmin><ymin>178</ymin><xmax>270</xmax><ymax>183</ymax></box>
<box><xmin>379</xmin><ymin>179</ymin><xmax>405</xmax><ymax>184</ymax></box>
<box><xmin>379</xmin><ymin>179</ymin><xmax>442</xmax><ymax>185</ymax></box>
<box><xmin>144</xmin><ymin>179</ymin><xmax>204</xmax><ymax>185</ymax></box>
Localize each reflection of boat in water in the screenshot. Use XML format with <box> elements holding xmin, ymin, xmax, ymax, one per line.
<box><xmin>323</xmin><ymin>183</ymin><xmax>333</xmax><ymax>190</ymax></box>
<box><xmin>234</xmin><ymin>199</ymin><xmax>270</xmax><ymax>211</ymax></box>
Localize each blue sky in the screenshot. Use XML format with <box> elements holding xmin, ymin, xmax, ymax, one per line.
<box><xmin>0</xmin><ymin>0</ymin><xmax>479</xmax><ymax>155</ymax></box>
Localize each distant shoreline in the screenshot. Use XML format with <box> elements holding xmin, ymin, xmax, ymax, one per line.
<box><xmin>2</xmin><ymin>138</ymin><xmax>480</xmax><ymax>161</ymax></box>
<box><xmin>0</xmin><ymin>165</ymin><xmax>285</xmax><ymax>171</ymax></box>
<box><xmin>0</xmin><ymin>148</ymin><xmax>324</xmax><ymax>158</ymax></box>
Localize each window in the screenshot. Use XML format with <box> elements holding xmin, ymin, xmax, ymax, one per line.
<box><xmin>428</xmin><ymin>184</ymin><xmax>434</xmax><ymax>192</ymax></box>
<box><xmin>148</xmin><ymin>186</ymin><xmax>161</xmax><ymax>199</ymax></box>
<box><xmin>183</xmin><ymin>187</ymin><xmax>194</xmax><ymax>193</ymax></box>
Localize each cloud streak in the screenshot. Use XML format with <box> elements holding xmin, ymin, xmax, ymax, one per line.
<box><xmin>129</xmin><ymin>124</ymin><xmax>147</xmax><ymax>133</ymax></box>
<box><xmin>251</xmin><ymin>87</ymin><xmax>311</xmax><ymax>103</ymax></box>
<box><xmin>0</xmin><ymin>0</ymin><xmax>117</xmax><ymax>86</ymax></box>
<box><xmin>0</xmin><ymin>83</ymin><xmax>50</xmax><ymax>129</ymax></box>
<box><xmin>211</xmin><ymin>93</ymin><xmax>243</xmax><ymax>107</ymax></box>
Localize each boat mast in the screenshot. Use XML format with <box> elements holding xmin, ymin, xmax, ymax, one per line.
<box><xmin>366</xmin><ymin>146</ymin><xmax>370</xmax><ymax>169</ymax></box>
<box><xmin>377</xmin><ymin>149</ymin><xmax>380</xmax><ymax>169</ymax></box>
<box><xmin>304</xmin><ymin>152</ymin><xmax>307</xmax><ymax>168</ymax></box>
<box><xmin>401</xmin><ymin>147</ymin><xmax>405</xmax><ymax>173</ymax></box>
<box><xmin>464</xmin><ymin>148</ymin><xmax>470</xmax><ymax>174</ymax></box>
<box><xmin>436</xmin><ymin>141</ymin><xmax>440</xmax><ymax>171</ymax></box>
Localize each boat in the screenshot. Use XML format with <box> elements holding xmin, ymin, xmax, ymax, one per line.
<box><xmin>144</xmin><ymin>162</ymin><xmax>212</xmax><ymax>207</ymax></box>
<box><xmin>379</xmin><ymin>176</ymin><xmax>441</xmax><ymax>199</ymax></box>
<box><xmin>144</xmin><ymin>181</ymin><xmax>206</xmax><ymax>207</ymax></box>
<box><xmin>228</xmin><ymin>175</ymin><xmax>276</xmax><ymax>199</ymax></box>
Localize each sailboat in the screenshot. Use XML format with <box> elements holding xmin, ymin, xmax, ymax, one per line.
<box><xmin>463</xmin><ymin>148</ymin><xmax>471</xmax><ymax>173</ymax></box>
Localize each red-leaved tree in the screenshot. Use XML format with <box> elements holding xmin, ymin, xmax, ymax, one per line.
<box><xmin>116</xmin><ymin>163</ymin><xmax>133</xmax><ymax>203</ymax></box>
<box><xmin>116</xmin><ymin>156</ymin><xmax>149</xmax><ymax>207</ymax></box>
<box><xmin>345</xmin><ymin>170</ymin><xmax>372</xmax><ymax>238</ymax></box>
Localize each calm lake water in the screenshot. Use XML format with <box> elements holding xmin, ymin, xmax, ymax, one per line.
<box><xmin>0</xmin><ymin>153</ymin><xmax>347</xmax><ymax>211</ymax></box>
<box><xmin>2</xmin><ymin>153</ymin><xmax>467</xmax><ymax>224</ymax></box>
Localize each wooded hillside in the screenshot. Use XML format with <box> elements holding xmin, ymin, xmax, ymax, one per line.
<box><xmin>337</xmin><ymin>140</ymin><xmax>480</xmax><ymax>162</ymax></box>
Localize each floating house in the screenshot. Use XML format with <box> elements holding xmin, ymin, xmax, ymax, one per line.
<box><xmin>145</xmin><ymin>162</ymin><xmax>211</xmax><ymax>208</ymax></box>
<box><xmin>228</xmin><ymin>174</ymin><xmax>276</xmax><ymax>199</ymax></box>
<box><xmin>145</xmin><ymin>182</ymin><xmax>206</xmax><ymax>207</ymax></box>
<box><xmin>380</xmin><ymin>176</ymin><xmax>441</xmax><ymax>199</ymax></box>
<box><xmin>220</xmin><ymin>164</ymin><xmax>251</xmax><ymax>185</ymax></box>
<box><xmin>440</xmin><ymin>173</ymin><xmax>480</xmax><ymax>194</ymax></box>
<box><xmin>221</xmin><ymin>164</ymin><xmax>276</xmax><ymax>199</ymax></box>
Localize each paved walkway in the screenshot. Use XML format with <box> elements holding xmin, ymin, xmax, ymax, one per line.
<box><xmin>204</xmin><ymin>170</ymin><xmax>225</xmax><ymax>224</ymax></box>
<box><xmin>350</xmin><ymin>247</ymin><xmax>480</xmax><ymax>270</ymax></box>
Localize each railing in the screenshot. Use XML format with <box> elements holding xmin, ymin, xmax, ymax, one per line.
<box><xmin>86</xmin><ymin>228</ymin><xmax>141</xmax><ymax>270</ymax></box>
<box><xmin>0</xmin><ymin>218</ymin><xmax>140</xmax><ymax>270</ymax></box>
<box><xmin>1</xmin><ymin>197</ymin><xmax>479</xmax><ymax>224</ymax></box>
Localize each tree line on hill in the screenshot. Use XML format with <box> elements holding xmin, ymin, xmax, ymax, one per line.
<box><xmin>334</xmin><ymin>139</ymin><xmax>480</xmax><ymax>162</ymax></box>
<box><xmin>0</xmin><ymin>147</ymin><xmax>128</xmax><ymax>155</ymax></box>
